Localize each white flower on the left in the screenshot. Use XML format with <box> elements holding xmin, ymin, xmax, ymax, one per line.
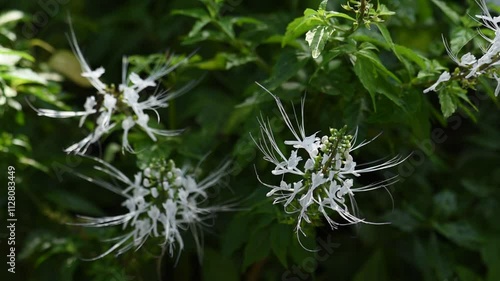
<box><xmin>31</xmin><ymin>27</ymin><xmax>193</xmax><ymax>154</ymax></box>
<box><xmin>72</xmin><ymin>157</ymin><xmax>230</xmax><ymax>261</ymax></box>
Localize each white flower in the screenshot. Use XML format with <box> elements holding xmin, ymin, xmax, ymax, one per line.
<box><xmin>71</xmin><ymin>157</ymin><xmax>231</xmax><ymax>262</ymax></box>
<box><xmin>425</xmin><ymin>1</ymin><xmax>500</xmax><ymax>94</ymax></box>
<box><xmin>253</xmin><ymin>83</ymin><xmax>406</xmax><ymax>246</ymax></box>
<box><xmin>30</xmin><ymin>27</ymin><xmax>194</xmax><ymax>154</ymax></box>
<box><xmin>467</xmin><ymin>0</ymin><xmax>500</xmax><ymax>77</ymax></box>
<box><xmin>432</xmin><ymin>0</ymin><xmax>500</xmax><ymax>91</ymax></box>
<box><xmin>494</xmin><ymin>73</ymin><xmax>500</xmax><ymax>96</ymax></box>
<box><xmin>423</xmin><ymin>71</ymin><xmax>451</xmax><ymax>93</ymax></box>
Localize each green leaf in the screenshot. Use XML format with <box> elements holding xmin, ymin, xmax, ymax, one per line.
<box><xmin>232</xmin><ymin>16</ymin><xmax>265</xmax><ymax>27</ymax></box>
<box><xmin>171</xmin><ymin>8</ymin><xmax>209</xmax><ymax>20</ymax></box>
<box><xmin>449</xmin><ymin>27</ymin><xmax>476</xmax><ymax>55</ymax></box>
<box><xmin>222</xmin><ymin>215</ymin><xmax>251</xmax><ymax>256</ymax></box>
<box><xmin>325</xmin><ymin>11</ymin><xmax>356</xmax><ymax>21</ymax></box>
<box><xmin>438</xmin><ymin>90</ymin><xmax>457</xmax><ymax>118</ymax></box>
<box><xmin>4</xmin><ymin>68</ymin><xmax>47</xmax><ymax>85</ymax></box>
<box><xmin>433</xmin><ymin>190</ymin><xmax>457</xmax><ymax>218</ymax></box>
<box><xmin>181</xmin><ymin>29</ymin><xmax>227</xmax><ymax>45</ymax></box>
<box><xmin>319</xmin><ymin>0</ymin><xmax>328</xmax><ymax>10</ymax></box>
<box><xmin>0</xmin><ymin>47</ymin><xmax>34</xmax><ymax>64</ymax></box>
<box><xmin>357</xmin><ymin>47</ymin><xmax>402</xmax><ymax>83</ymax></box>
<box><xmin>353</xmin><ymin>51</ymin><xmax>403</xmax><ymax>109</ymax></box>
<box><xmin>186</xmin><ymin>17</ymin><xmax>211</xmax><ymax>38</ymax></box>
<box><xmin>374</xmin><ymin>22</ymin><xmax>417</xmax><ymax>76</ymax></box>
<box><xmin>288</xmin><ymin>232</ymin><xmax>316</xmax><ymax>265</ymax></box>
<box><xmin>394</xmin><ymin>44</ymin><xmax>427</xmax><ymax>69</ymax></box>
<box><xmin>305</xmin><ymin>25</ymin><xmax>334</xmax><ymax>58</ymax></box>
<box><xmin>481</xmin><ymin>238</ymin><xmax>500</xmax><ymax>281</ymax></box>
<box><xmin>217</xmin><ymin>17</ymin><xmax>236</xmax><ymax>39</ymax></box>
<box><xmin>455</xmin><ymin>266</ymin><xmax>484</xmax><ymax>281</ymax></box>
<box><xmin>430</xmin><ymin>0</ymin><xmax>460</xmax><ymax>24</ymax></box>
<box><xmin>19</xmin><ymin>156</ymin><xmax>49</xmax><ymax>173</ymax></box>
<box><xmin>282</xmin><ymin>10</ymin><xmax>323</xmax><ymax>47</ymax></box>
<box><xmin>270</xmin><ymin>224</ymin><xmax>293</xmax><ymax>267</ymax></box>
<box><xmin>434</xmin><ymin>221</ymin><xmax>483</xmax><ymax>251</ymax></box>
<box><xmin>385</xmin><ymin>209</ymin><xmax>419</xmax><ymax>232</ymax></box>
<box><xmin>375</xmin><ymin>23</ymin><xmax>394</xmax><ymax>48</ymax></box>
<box><xmin>203</xmin><ymin>248</ymin><xmax>239</xmax><ymax>281</ymax></box>
<box><xmin>352</xmin><ymin>250</ymin><xmax>388</xmax><ymax>281</ymax></box>
<box><xmin>264</xmin><ymin>50</ymin><xmax>308</xmax><ymax>90</ymax></box>
<box><xmin>242</xmin><ymin>228</ymin><xmax>271</xmax><ymax>271</ymax></box>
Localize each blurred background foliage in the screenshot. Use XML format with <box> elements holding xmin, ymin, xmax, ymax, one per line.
<box><xmin>0</xmin><ymin>0</ymin><xmax>499</xmax><ymax>280</ymax></box>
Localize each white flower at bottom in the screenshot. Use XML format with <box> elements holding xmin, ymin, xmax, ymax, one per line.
<box><xmin>72</xmin><ymin>157</ymin><xmax>230</xmax><ymax>262</ymax></box>
<box><xmin>253</xmin><ymin>83</ymin><xmax>406</xmax><ymax>246</ymax></box>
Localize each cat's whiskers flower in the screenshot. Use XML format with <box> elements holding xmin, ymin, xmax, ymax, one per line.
<box><xmin>31</xmin><ymin>28</ymin><xmax>194</xmax><ymax>154</ymax></box>
<box><xmin>71</xmin><ymin>157</ymin><xmax>231</xmax><ymax>262</ymax></box>
<box><xmin>253</xmin><ymin>83</ymin><xmax>406</xmax><ymax>248</ymax></box>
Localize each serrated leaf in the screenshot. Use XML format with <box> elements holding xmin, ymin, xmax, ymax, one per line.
<box><xmin>357</xmin><ymin>47</ymin><xmax>402</xmax><ymax>83</ymax></box>
<box><xmin>438</xmin><ymin>90</ymin><xmax>457</xmax><ymax>118</ymax></box>
<box><xmin>306</xmin><ymin>25</ymin><xmax>334</xmax><ymax>58</ymax></box>
<box><xmin>282</xmin><ymin>10</ymin><xmax>324</xmax><ymax>47</ymax></box>
<box><xmin>353</xmin><ymin>52</ymin><xmax>403</xmax><ymax>109</ymax></box>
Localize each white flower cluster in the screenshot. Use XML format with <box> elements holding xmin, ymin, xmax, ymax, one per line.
<box><xmin>31</xmin><ymin>29</ymin><xmax>193</xmax><ymax>154</ymax></box>
<box><xmin>254</xmin><ymin>84</ymin><xmax>404</xmax><ymax>242</ymax></box>
<box><xmin>424</xmin><ymin>0</ymin><xmax>500</xmax><ymax>95</ymax></box>
<box><xmin>74</xmin><ymin>157</ymin><xmax>229</xmax><ymax>261</ymax></box>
